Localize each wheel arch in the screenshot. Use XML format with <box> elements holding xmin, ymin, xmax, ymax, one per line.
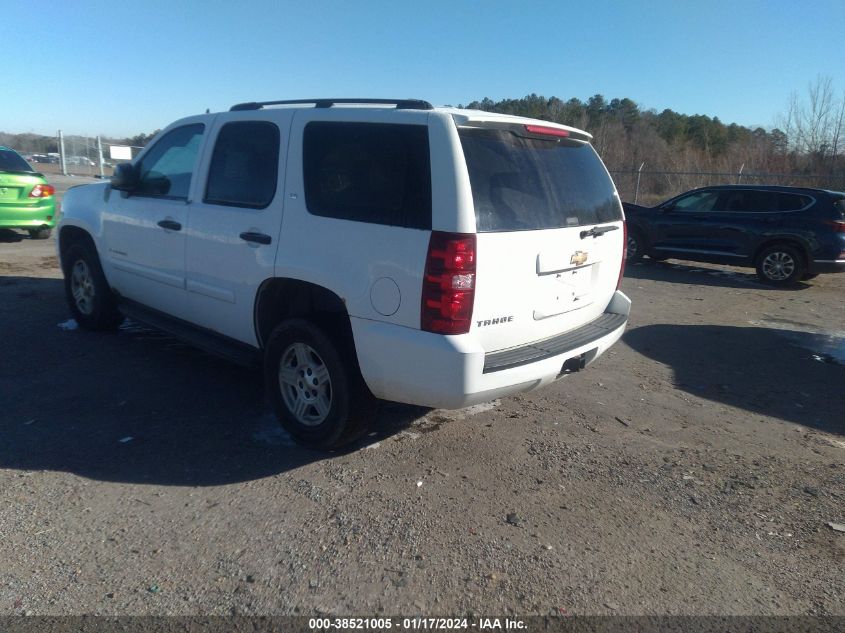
<box><xmin>58</xmin><ymin>223</ymin><xmax>98</xmax><ymax>272</ymax></box>
<box><xmin>752</xmin><ymin>237</ymin><xmax>811</xmax><ymax>267</ymax></box>
<box><xmin>253</xmin><ymin>278</ymin><xmax>354</xmax><ymax>352</ymax></box>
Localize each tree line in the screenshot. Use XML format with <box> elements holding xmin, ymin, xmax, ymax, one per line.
<box><xmin>3</xmin><ymin>79</ymin><xmax>842</xmax><ymax>203</ymax></box>
<box><xmin>463</xmin><ymin>79</ymin><xmax>844</xmax><ymax>202</ymax></box>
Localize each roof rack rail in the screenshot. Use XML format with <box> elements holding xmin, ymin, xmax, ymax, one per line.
<box><xmin>229</xmin><ymin>98</ymin><xmax>434</xmax><ymax>112</ymax></box>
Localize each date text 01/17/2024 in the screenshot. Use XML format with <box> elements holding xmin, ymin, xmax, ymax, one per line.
<box><xmin>308</xmin><ymin>618</ymin><xmax>527</xmax><ymax>630</ymax></box>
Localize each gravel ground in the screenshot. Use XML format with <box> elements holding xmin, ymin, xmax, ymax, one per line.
<box><xmin>1</xmin><ymin>187</ymin><xmax>843</xmax><ymax>615</ymax></box>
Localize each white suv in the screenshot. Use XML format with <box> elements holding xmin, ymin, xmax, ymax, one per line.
<box><xmin>58</xmin><ymin>98</ymin><xmax>630</xmax><ymax>449</ymax></box>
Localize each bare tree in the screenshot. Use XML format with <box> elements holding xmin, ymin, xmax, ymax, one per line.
<box><xmin>781</xmin><ymin>75</ymin><xmax>842</xmax><ymax>168</ymax></box>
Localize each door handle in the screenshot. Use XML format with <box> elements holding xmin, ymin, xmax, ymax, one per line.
<box><xmin>239</xmin><ymin>231</ymin><xmax>272</xmax><ymax>245</ymax></box>
<box><xmin>157</xmin><ymin>219</ymin><xmax>182</xmax><ymax>231</ymax></box>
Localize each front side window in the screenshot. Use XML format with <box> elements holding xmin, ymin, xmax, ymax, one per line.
<box><xmin>671</xmin><ymin>191</ymin><xmax>720</xmax><ymax>212</ymax></box>
<box><xmin>205</xmin><ymin>121</ymin><xmax>280</xmax><ymax>209</ymax></box>
<box><xmin>303</xmin><ymin>122</ymin><xmax>432</xmax><ymax>229</ymax></box>
<box><xmin>135</xmin><ymin>124</ymin><xmax>205</xmax><ymax>199</ymax></box>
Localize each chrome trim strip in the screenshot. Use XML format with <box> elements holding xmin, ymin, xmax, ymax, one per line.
<box><xmin>651</xmin><ymin>247</ymin><xmax>745</xmax><ymax>257</ymax></box>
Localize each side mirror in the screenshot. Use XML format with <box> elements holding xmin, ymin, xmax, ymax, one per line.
<box><xmin>111</xmin><ymin>163</ymin><xmax>138</xmax><ymax>191</ymax></box>
<box><xmin>659</xmin><ymin>202</ymin><xmax>675</xmax><ymax>213</ymax></box>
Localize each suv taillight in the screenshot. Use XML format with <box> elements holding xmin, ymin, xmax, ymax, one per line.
<box><xmin>617</xmin><ymin>222</ymin><xmax>627</xmax><ymax>289</ymax></box>
<box><xmin>421</xmin><ymin>232</ymin><xmax>476</xmax><ymax>335</ymax></box>
<box><xmin>28</xmin><ymin>184</ymin><xmax>55</xmax><ymax>198</ymax></box>
<box><xmin>825</xmin><ymin>219</ymin><xmax>845</xmax><ymax>233</ymax></box>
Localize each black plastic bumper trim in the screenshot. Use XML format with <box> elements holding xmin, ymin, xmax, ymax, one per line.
<box><xmin>482</xmin><ymin>312</ymin><xmax>627</xmax><ymax>374</ymax></box>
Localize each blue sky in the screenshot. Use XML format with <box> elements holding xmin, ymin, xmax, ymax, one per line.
<box><xmin>5</xmin><ymin>0</ymin><xmax>844</xmax><ymax>138</ymax></box>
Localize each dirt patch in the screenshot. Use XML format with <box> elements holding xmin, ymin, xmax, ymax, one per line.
<box><xmin>1</xmin><ymin>245</ymin><xmax>843</xmax><ymax>616</ymax></box>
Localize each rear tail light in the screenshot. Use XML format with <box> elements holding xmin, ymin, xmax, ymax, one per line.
<box><xmin>824</xmin><ymin>219</ymin><xmax>845</xmax><ymax>233</ymax></box>
<box><xmin>617</xmin><ymin>222</ymin><xmax>627</xmax><ymax>289</ymax></box>
<box><xmin>28</xmin><ymin>184</ymin><xmax>55</xmax><ymax>198</ymax></box>
<box><xmin>421</xmin><ymin>232</ymin><xmax>477</xmax><ymax>335</ymax></box>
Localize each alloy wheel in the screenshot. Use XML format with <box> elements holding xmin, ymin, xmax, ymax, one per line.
<box><xmin>278</xmin><ymin>342</ymin><xmax>332</xmax><ymax>426</ymax></box>
<box><xmin>762</xmin><ymin>251</ymin><xmax>795</xmax><ymax>281</ymax></box>
<box><xmin>627</xmin><ymin>234</ymin><xmax>639</xmax><ymax>260</ymax></box>
<box><xmin>70</xmin><ymin>259</ymin><xmax>96</xmax><ymax>315</ymax></box>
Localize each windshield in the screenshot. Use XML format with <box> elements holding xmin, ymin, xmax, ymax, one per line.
<box><xmin>458</xmin><ymin>127</ymin><xmax>622</xmax><ymax>232</ymax></box>
<box><xmin>0</xmin><ymin>149</ymin><xmax>34</xmax><ymax>173</ymax></box>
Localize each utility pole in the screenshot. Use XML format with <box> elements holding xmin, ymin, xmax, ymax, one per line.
<box><xmin>97</xmin><ymin>136</ymin><xmax>105</xmax><ymax>178</ymax></box>
<box><xmin>58</xmin><ymin>130</ymin><xmax>67</xmax><ymax>176</ymax></box>
<box><xmin>634</xmin><ymin>162</ymin><xmax>645</xmax><ymax>204</ymax></box>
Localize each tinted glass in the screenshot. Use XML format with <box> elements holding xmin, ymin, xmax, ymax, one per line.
<box><xmin>720</xmin><ymin>190</ymin><xmax>776</xmax><ymax>212</ymax></box>
<box><xmin>135</xmin><ymin>124</ymin><xmax>205</xmax><ymax>198</ymax></box>
<box><xmin>777</xmin><ymin>193</ymin><xmax>812</xmax><ymax>211</ymax></box>
<box><xmin>304</xmin><ymin>122</ymin><xmax>431</xmax><ymax>229</ymax></box>
<box><xmin>459</xmin><ymin>128</ymin><xmax>621</xmax><ymax>232</ymax></box>
<box><xmin>205</xmin><ymin>121</ymin><xmax>280</xmax><ymax>209</ymax></box>
<box><xmin>672</xmin><ymin>191</ymin><xmax>720</xmax><ymax>212</ymax></box>
<box><xmin>0</xmin><ymin>149</ymin><xmax>34</xmax><ymax>172</ymax></box>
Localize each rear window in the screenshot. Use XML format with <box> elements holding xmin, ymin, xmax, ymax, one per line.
<box><xmin>303</xmin><ymin>122</ymin><xmax>432</xmax><ymax>229</ymax></box>
<box><xmin>0</xmin><ymin>149</ymin><xmax>34</xmax><ymax>172</ymax></box>
<box><xmin>458</xmin><ymin>128</ymin><xmax>622</xmax><ymax>232</ymax></box>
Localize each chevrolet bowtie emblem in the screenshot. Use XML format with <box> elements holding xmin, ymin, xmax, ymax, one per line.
<box><xmin>570</xmin><ymin>251</ymin><xmax>588</xmax><ymax>266</ymax></box>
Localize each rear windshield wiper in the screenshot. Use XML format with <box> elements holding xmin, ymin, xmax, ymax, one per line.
<box><xmin>580</xmin><ymin>224</ymin><xmax>619</xmax><ymax>239</ymax></box>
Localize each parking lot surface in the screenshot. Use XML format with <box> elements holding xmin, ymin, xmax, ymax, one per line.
<box><xmin>1</xmin><ymin>183</ymin><xmax>843</xmax><ymax>615</ymax></box>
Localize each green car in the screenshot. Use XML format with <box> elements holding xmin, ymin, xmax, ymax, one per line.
<box><xmin>0</xmin><ymin>146</ymin><xmax>57</xmax><ymax>239</ymax></box>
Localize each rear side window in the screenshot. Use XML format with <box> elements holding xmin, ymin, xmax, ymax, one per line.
<box><xmin>720</xmin><ymin>190</ymin><xmax>776</xmax><ymax>212</ymax></box>
<box><xmin>205</xmin><ymin>121</ymin><xmax>280</xmax><ymax>209</ymax></box>
<box><xmin>303</xmin><ymin>122</ymin><xmax>432</xmax><ymax>229</ymax></box>
<box><xmin>776</xmin><ymin>192</ymin><xmax>812</xmax><ymax>211</ymax></box>
<box><xmin>0</xmin><ymin>149</ymin><xmax>34</xmax><ymax>172</ymax></box>
<box><xmin>458</xmin><ymin>128</ymin><xmax>621</xmax><ymax>232</ymax></box>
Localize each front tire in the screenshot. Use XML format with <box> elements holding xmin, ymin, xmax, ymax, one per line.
<box><xmin>264</xmin><ymin>319</ymin><xmax>373</xmax><ymax>450</ymax></box>
<box><xmin>62</xmin><ymin>242</ymin><xmax>123</xmax><ymax>330</ymax></box>
<box><xmin>755</xmin><ymin>244</ymin><xmax>805</xmax><ymax>286</ymax></box>
<box><xmin>627</xmin><ymin>229</ymin><xmax>645</xmax><ymax>263</ymax></box>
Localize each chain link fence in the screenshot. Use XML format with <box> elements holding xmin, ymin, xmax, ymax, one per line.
<box><xmin>24</xmin><ymin>133</ymin><xmax>144</xmax><ymax>179</ymax></box>
<box><xmin>610</xmin><ymin>166</ymin><xmax>845</xmax><ymax>207</ymax></box>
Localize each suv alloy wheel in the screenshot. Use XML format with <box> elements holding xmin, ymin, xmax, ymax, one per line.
<box><xmin>755</xmin><ymin>244</ymin><xmax>805</xmax><ymax>286</ymax></box>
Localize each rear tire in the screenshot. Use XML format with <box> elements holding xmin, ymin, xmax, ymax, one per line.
<box><xmin>28</xmin><ymin>228</ymin><xmax>52</xmax><ymax>240</ymax></box>
<box><xmin>62</xmin><ymin>242</ymin><xmax>123</xmax><ymax>330</ymax></box>
<box><xmin>755</xmin><ymin>244</ymin><xmax>805</xmax><ymax>286</ymax></box>
<box><xmin>264</xmin><ymin>319</ymin><xmax>374</xmax><ymax>450</ymax></box>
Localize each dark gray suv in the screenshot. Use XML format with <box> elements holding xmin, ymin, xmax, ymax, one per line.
<box><xmin>623</xmin><ymin>185</ymin><xmax>845</xmax><ymax>286</ymax></box>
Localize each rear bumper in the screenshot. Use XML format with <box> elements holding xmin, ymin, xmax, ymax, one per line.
<box><xmin>352</xmin><ymin>290</ymin><xmax>631</xmax><ymax>409</ymax></box>
<box><xmin>0</xmin><ymin>200</ymin><xmax>57</xmax><ymax>229</ymax></box>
